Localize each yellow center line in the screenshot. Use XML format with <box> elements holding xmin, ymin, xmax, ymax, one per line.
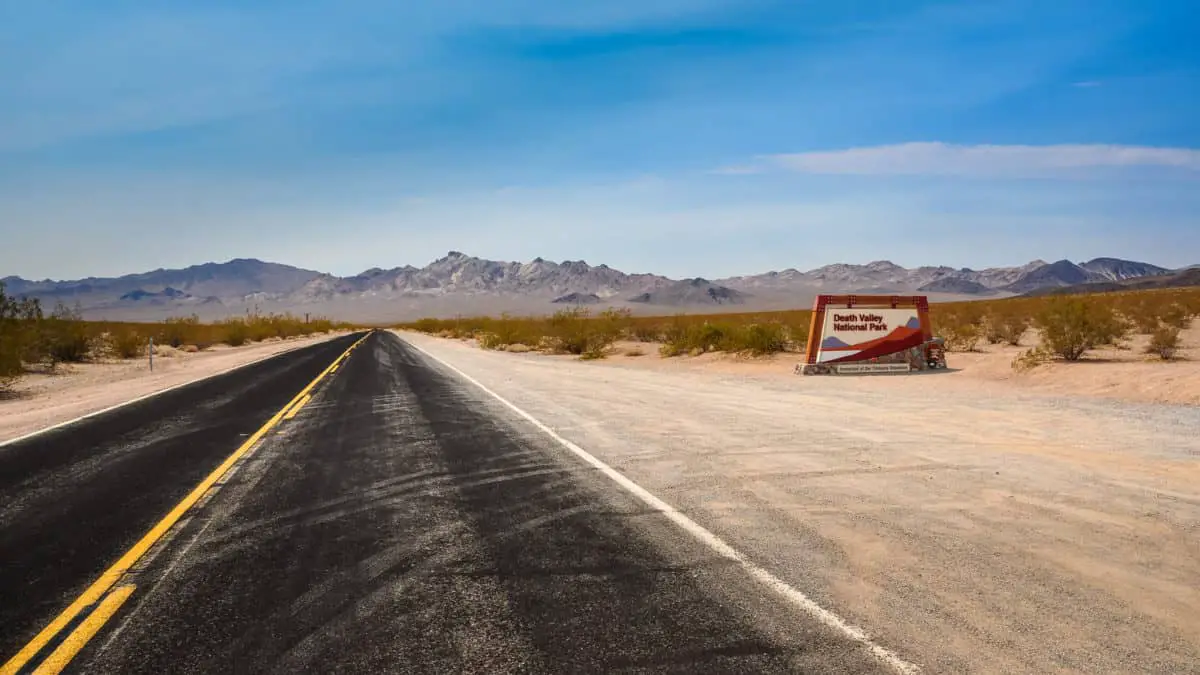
<box><xmin>283</xmin><ymin>394</ymin><xmax>312</xmax><ymax>420</ymax></box>
<box><xmin>0</xmin><ymin>331</ymin><xmax>372</xmax><ymax>675</ymax></box>
<box><xmin>31</xmin><ymin>585</ymin><xmax>137</xmax><ymax>675</ymax></box>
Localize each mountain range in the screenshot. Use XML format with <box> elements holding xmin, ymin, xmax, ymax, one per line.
<box><xmin>0</xmin><ymin>253</ymin><xmax>1185</xmax><ymax>322</ymax></box>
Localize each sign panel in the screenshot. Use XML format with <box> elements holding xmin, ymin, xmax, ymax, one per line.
<box><xmin>834</xmin><ymin>362</ymin><xmax>912</xmax><ymax>374</ymax></box>
<box><xmin>816</xmin><ymin>308</ymin><xmax>925</xmax><ymax>364</ymax></box>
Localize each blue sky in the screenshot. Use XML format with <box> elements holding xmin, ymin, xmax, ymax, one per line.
<box><xmin>2</xmin><ymin>0</ymin><xmax>1198</xmax><ymax>280</ymax></box>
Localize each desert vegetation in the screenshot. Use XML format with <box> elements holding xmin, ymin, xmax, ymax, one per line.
<box><xmin>399</xmin><ymin>287</ymin><xmax>1200</xmax><ymax>368</ymax></box>
<box><xmin>0</xmin><ymin>281</ymin><xmax>351</xmax><ymax>391</ymax></box>
<box><xmin>405</xmin><ymin>307</ymin><xmax>812</xmax><ymax>359</ymax></box>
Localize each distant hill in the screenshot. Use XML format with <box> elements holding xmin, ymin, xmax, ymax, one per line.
<box><xmin>2</xmin><ymin>259</ymin><xmax>321</xmax><ymax>310</ymax></box>
<box><xmin>1025</xmin><ymin>267</ymin><xmax>1200</xmax><ymax>296</ymax></box>
<box><xmin>1079</xmin><ymin>257</ymin><xmax>1171</xmax><ymax>281</ymax></box>
<box><xmin>627</xmin><ymin>278</ymin><xmax>747</xmax><ymax>306</ymax></box>
<box><xmin>551</xmin><ymin>292</ymin><xmax>602</xmax><ymax>305</ymax></box>
<box><xmin>1002</xmin><ymin>258</ymin><xmax>1171</xmax><ymax>294</ymax></box>
<box><xmin>1</xmin><ymin>253</ymin><xmax>1178</xmax><ymax>322</ymax></box>
<box><xmin>917</xmin><ymin>277</ymin><xmax>997</xmax><ymax>295</ymax></box>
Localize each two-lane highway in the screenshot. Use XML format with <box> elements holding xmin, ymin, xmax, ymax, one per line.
<box><xmin>0</xmin><ymin>333</ymin><xmax>364</xmax><ymax>668</ymax></box>
<box><xmin>1</xmin><ymin>331</ymin><xmax>901</xmax><ymax>674</ymax></box>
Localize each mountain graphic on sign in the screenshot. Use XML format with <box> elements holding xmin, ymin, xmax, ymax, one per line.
<box><xmin>820</xmin><ymin>336</ymin><xmax>851</xmax><ymax>349</ymax></box>
<box><xmin>905</xmin><ymin>317</ymin><xmax>920</xmax><ymax>329</ymax></box>
<box><xmin>825</xmin><ymin>323</ymin><xmax>926</xmax><ymax>363</ymax></box>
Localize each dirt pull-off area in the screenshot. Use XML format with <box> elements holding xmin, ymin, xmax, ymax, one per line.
<box><xmin>577</xmin><ymin>324</ymin><xmax>1200</xmax><ymax>407</ymax></box>
<box><xmin>397</xmin><ymin>329</ymin><xmax>1200</xmax><ymax>674</ymax></box>
<box><xmin>0</xmin><ymin>332</ymin><xmax>350</xmax><ymax>443</ymax></box>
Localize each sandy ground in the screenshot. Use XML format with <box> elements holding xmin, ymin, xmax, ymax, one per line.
<box><xmin>0</xmin><ymin>332</ymin><xmax>351</xmax><ymax>443</ymax></box>
<box><xmin>563</xmin><ymin>325</ymin><xmax>1199</xmax><ymax>407</ymax></box>
<box><xmin>396</xmin><ymin>329</ymin><xmax>1200</xmax><ymax>674</ymax></box>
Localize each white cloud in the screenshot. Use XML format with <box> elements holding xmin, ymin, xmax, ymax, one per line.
<box><xmin>750</xmin><ymin>142</ymin><xmax>1200</xmax><ymax>177</ymax></box>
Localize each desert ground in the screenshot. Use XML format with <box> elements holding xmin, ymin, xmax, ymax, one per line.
<box><xmin>0</xmin><ymin>331</ymin><xmax>350</xmax><ymax>443</ymax></box>
<box><xmin>395</xmin><ymin>328</ymin><xmax>1200</xmax><ymax>673</ymax></box>
<box><xmin>477</xmin><ymin>325</ymin><xmax>1200</xmax><ymax>407</ymax></box>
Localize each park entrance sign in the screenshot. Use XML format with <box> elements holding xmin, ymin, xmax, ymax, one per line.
<box><xmin>797</xmin><ymin>295</ymin><xmax>946</xmax><ymax>375</ymax></box>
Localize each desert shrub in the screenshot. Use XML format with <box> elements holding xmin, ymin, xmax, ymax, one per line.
<box><xmin>734</xmin><ymin>322</ymin><xmax>788</xmax><ymax>356</ymax></box>
<box><xmin>107</xmin><ymin>327</ymin><xmax>147</xmax><ymax>359</ymax></box>
<box><xmin>476</xmin><ymin>313</ymin><xmax>541</xmax><ymax>351</ymax></box>
<box><xmin>218</xmin><ymin>318</ymin><xmax>250</xmax><ymax>347</ymax></box>
<box><xmin>933</xmin><ymin>305</ymin><xmax>986</xmax><ymax>352</ymax></box>
<box><xmin>1011</xmin><ymin>347</ymin><xmax>1052</xmax><ymax>372</ymax></box>
<box><xmin>690</xmin><ymin>323</ymin><xmax>732</xmax><ymax>352</ymax></box>
<box><xmin>940</xmin><ymin>320</ymin><xmax>981</xmax><ymax>352</ymax></box>
<box><xmin>477</xmin><ymin>332</ymin><xmax>506</xmax><ymax>350</ymax></box>
<box><xmin>41</xmin><ymin>302</ymin><xmax>93</xmax><ymax>365</ymax></box>
<box><xmin>1129</xmin><ymin>303</ymin><xmax>1163</xmax><ymax>334</ymax></box>
<box><xmin>1145</xmin><ymin>326</ymin><xmax>1182</xmax><ymax>360</ymax></box>
<box><xmin>657</xmin><ymin>320</ymin><xmax>739</xmax><ymax>356</ymax></box>
<box><xmin>628</xmin><ymin>324</ymin><xmax>662</xmax><ymax>342</ymax></box>
<box><xmin>543</xmin><ymin>307</ymin><xmax>627</xmax><ymax>358</ymax></box>
<box><xmin>1159</xmin><ymin>303</ymin><xmax>1193</xmax><ymax>330</ymax></box>
<box><xmin>984</xmin><ymin>309</ymin><xmax>1030</xmax><ymax>346</ymax></box>
<box><xmin>1034</xmin><ymin>297</ymin><xmax>1129</xmax><ymax>361</ymax></box>
<box><xmin>412</xmin><ymin>318</ymin><xmax>442</xmax><ymax>334</ymax></box>
<box><xmin>0</xmin><ymin>282</ymin><xmax>44</xmax><ymax>388</ymax></box>
<box><xmin>784</xmin><ymin>320</ymin><xmax>810</xmax><ymax>350</ymax></box>
<box><xmin>658</xmin><ymin>318</ymin><xmax>692</xmax><ymax>357</ymax></box>
<box><xmin>546</xmin><ymin>308</ymin><xmax>591</xmax><ymax>354</ymax></box>
<box><xmin>161</xmin><ymin>314</ymin><xmax>201</xmax><ymax>348</ymax></box>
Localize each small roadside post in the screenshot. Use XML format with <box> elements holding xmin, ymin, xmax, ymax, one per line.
<box><xmin>149</xmin><ymin>336</ymin><xmax>155</xmax><ymax>372</ymax></box>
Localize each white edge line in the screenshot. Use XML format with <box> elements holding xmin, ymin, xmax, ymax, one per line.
<box><xmin>0</xmin><ymin>333</ymin><xmax>354</xmax><ymax>449</ymax></box>
<box><xmin>398</xmin><ymin>334</ymin><xmax>921</xmax><ymax>675</ymax></box>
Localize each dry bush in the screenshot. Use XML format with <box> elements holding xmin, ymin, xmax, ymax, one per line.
<box><xmin>1011</xmin><ymin>347</ymin><xmax>1052</xmax><ymax>372</ymax></box>
<box><xmin>398</xmin><ymin>288</ymin><xmax>1200</xmax><ymax>366</ymax></box>
<box><xmin>477</xmin><ymin>332</ymin><xmax>505</xmax><ymax>350</ymax></box>
<box><xmin>160</xmin><ymin>314</ymin><xmax>202</xmax><ymax>348</ymax></box>
<box><xmin>42</xmin><ymin>302</ymin><xmax>94</xmax><ymax>366</ymax></box>
<box><xmin>984</xmin><ymin>309</ymin><xmax>1030</xmax><ymax>346</ymax></box>
<box><xmin>1145</xmin><ymin>326</ymin><xmax>1182</xmax><ymax>360</ymax></box>
<box><xmin>476</xmin><ymin>313</ymin><xmax>543</xmax><ymax>351</ymax></box>
<box><xmin>784</xmin><ymin>320</ymin><xmax>810</xmax><ymax>350</ymax></box>
<box><xmin>659</xmin><ymin>321</ymin><xmax>733</xmax><ymax>356</ymax></box>
<box><xmin>0</xmin><ymin>282</ymin><xmax>42</xmax><ymax>389</ymax></box>
<box><xmin>218</xmin><ymin>318</ymin><xmax>251</xmax><ymax>347</ymax></box>
<box><xmin>623</xmin><ymin>347</ymin><xmax>646</xmax><ymax>357</ymax></box>
<box><xmin>734</xmin><ymin>322</ymin><xmax>789</xmax><ymax>356</ymax></box>
<box><xmin>1034</xmin><ymin>297</ymin><xmax>1129</xmax><ymax>361</ymax></box>
<box><xmin>107</xmin><ymin>327</ymin><xmax>147</xmax><ymax>359</ymax></box>
<box><xmin>412</xmin><ymin>318</ymin><xmax>443</xmax><ymax>334</ymax></box>
<box><xmin>545</xmin><ymin>308</ymin><xmax>628</xmax><ymax>358</ymax></box>
<box><xmin>628</xmin><ymin>324</ymin><xmax>662</xmax><ymax>342</ymax></box>
<box><xmin>932</xmin><ymin>304</ymin><xmax>986</xmax><ymax>352</ymax></box>
<box><xmin>942</xmin><ymin>323</ymin><xmax>982</xmax><ymax>352</ymax></box>
<box><xmin>1159</xmin><ymin>303</ymin><xmax>1193</xmax><ymax>330</ymax></box>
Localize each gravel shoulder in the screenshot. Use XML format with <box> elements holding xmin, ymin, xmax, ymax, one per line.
<box><xmin>0</xmin><ymin>331</ymin><xmax>351</xmax><ymax>443</ymax></box>
<box><xmin>396</xmin><ymin>329</ymin><xmax>1200</xmax><ymax>674</ymax></box>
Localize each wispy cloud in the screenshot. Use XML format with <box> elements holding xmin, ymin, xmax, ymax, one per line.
<box><xmin>1072</xmin><ymin>80</ymin><xmax>1103</xmax><ymax>88</ymax></box>
<box><xmin>734</xmin><ymin>142</ymin><xmax>1200</xmax><ymax>178</ymax></box>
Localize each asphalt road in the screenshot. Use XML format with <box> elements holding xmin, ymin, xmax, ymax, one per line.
<box><xmin>0</xmin><ymin>331</ymin><xmax>894</xmax><ymax>674</ymax></box>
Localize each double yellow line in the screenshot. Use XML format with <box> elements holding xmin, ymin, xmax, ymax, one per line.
<box><xmin>1</xmin><ymin>332</ymin><xmax>371</xmax><ymax>675</ymax></box>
